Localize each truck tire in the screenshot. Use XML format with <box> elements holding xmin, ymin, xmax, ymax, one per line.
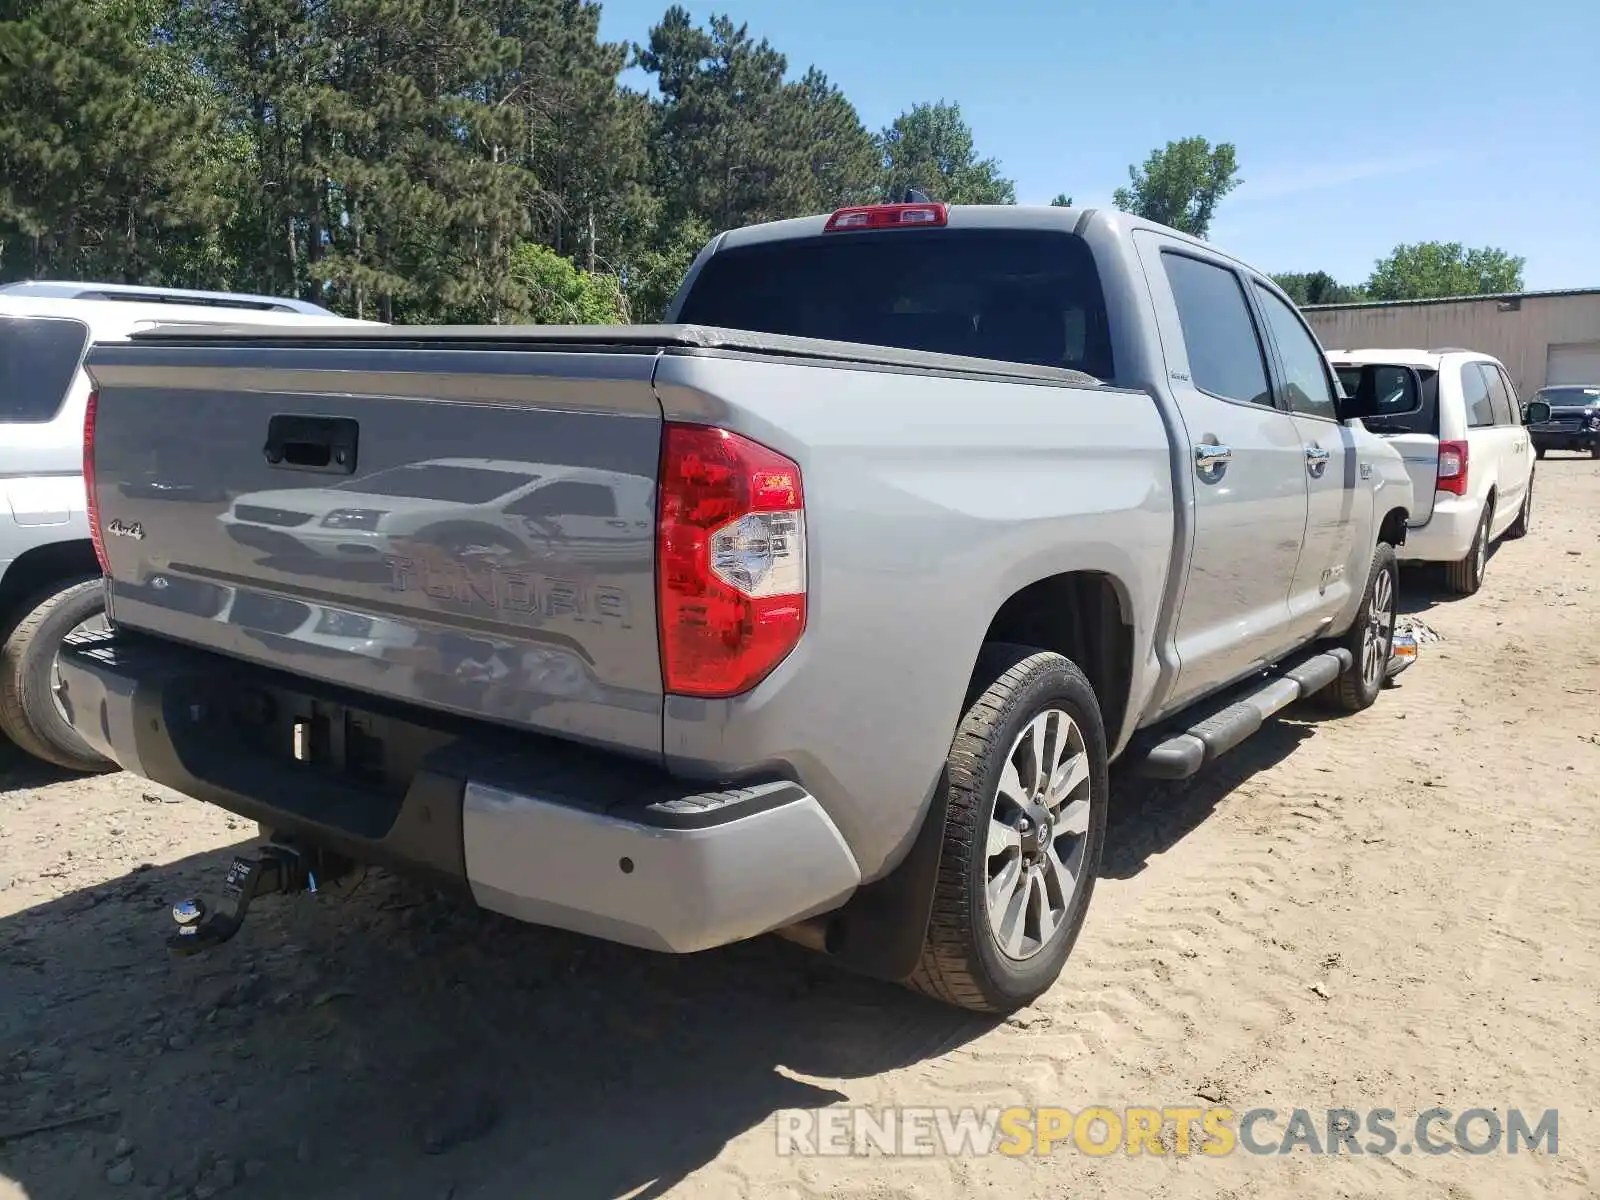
<box><xmin>1505</xmin><ymin>476</ymin><xmax>1533</xmax><ymax>540</ymax></box>
<box><xmin>1442</xmin><ymin>501</ymin><xmax>1491</xmax><ymax>596</ymax></box>
<box><xmin>0</xmin><ymin>576</ymin><xmax>117</xmax><ymax>774</ymax></box>
<box><xmin>906</xmin><ymin>644</ymin><xmax>1108</xmax><ymax>1014</ymax></box>
<box><xmin>1535</xmin><ymin>446</ymin><xmax>1546</xmax><ymax>460</ymax></box>
<box><xmin>1323</xmin><ymin>542</ymin><xmax>1397</xmax><ymax>714</ymax></box>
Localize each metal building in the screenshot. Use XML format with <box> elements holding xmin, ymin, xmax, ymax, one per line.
<box><xmin>1303</xmin><ymin>287</ymin><xmax>1600</xmax><ymax>400</ymax></box>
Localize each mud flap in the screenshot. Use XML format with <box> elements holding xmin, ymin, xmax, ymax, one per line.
<box><xmin>818</xmin><ymin>774</ymin><xmax>950</xmax><ymax>983</ymax></box>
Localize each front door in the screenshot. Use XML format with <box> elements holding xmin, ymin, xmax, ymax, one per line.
<box><xmin>1135</xmin><ymin>235</ymin><xmax>1310</xmax><ymax>712</ymax></box>
<box><xmin>1249</xmin><ymin>279</ymin><xmax>1360</xmax><ymax>640</ymax></box>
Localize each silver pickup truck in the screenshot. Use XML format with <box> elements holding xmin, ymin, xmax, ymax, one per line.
<box><xmin>59</xmin><ymin>203</ymin><xmax>1417</xmax><ymax>1013</ymax></box>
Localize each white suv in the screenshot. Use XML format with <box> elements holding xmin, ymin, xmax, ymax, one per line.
<box><xmin>0</xmin><ymin>282</ymin><xmax>376</xmax><ymax>771</ymax></box>
<box><xmin>1327</xmin><ymin>348</ymin><xmax>1535</xmax><ymax>596</ymax></box>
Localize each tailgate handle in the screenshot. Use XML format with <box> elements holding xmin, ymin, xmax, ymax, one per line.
<box><xmin>263</xmin><ymin>415</ymin><xmax>359</xmax><ymax>475</ymax></box>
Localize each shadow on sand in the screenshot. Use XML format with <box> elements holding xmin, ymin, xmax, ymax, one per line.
<box><xmin>0</xmin><ymin>692</ymin><xmax>1354</xmax><ymax>1199</ymax></box>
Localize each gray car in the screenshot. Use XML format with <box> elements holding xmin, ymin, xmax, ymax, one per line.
<box><xmin>58</xmin><ymin>204</ymin><xmax>1416</xmax><ymax>1012</ymax></box>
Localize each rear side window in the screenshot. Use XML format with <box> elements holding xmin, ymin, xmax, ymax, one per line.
<box><xmin>1483</xmin><ymin>365</ymin><xmax>1517</xmax><ymax>425</ymax></box>
<box><xmin>0</xmin><ymin>315</ymin><xmax>89</xmax><ymax>423</ymax></box>
<box><xmin>1161</xmin><ymin>253</ymin><xmax>1272</xmax><ymax>406</ymax></box>
<box><xmin>1461</xmin><ymin>364</ymin><xmax>1496</xmax><ymax>428</ymax></box>
<box><xmin>1251</xmin><ymin>282</ymin><xmax>1338</xmax><ymax>420</ymax></box>
<box><xmin>675</xmin><ymin>229</ymin><xmax>1114</xmax><ymax>378</ymax></box>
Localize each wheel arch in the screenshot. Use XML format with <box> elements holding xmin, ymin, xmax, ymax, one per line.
<box><xmin>0</xmin><ymin>539</ymin><xmax>100</xmax><ymax>632</ymax></box>
<box><xmin>1378</xmin><ymin>506</ymin><xmax>1409</xmax><ymax>549</ymax></box>
<box><xmin>972</xmin><ymin>570</ymin><xmax>1136</xmax><ymax>752</ymax></box>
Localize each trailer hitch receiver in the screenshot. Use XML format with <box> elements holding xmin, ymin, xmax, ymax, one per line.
<box><xmin>167</xmin><ymin>842</ymin><xmax>324</xmax><ymax>956</ymax></box>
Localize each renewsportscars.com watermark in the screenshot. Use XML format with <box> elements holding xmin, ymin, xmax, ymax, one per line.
<box><xmin>775</xmin><ymin>1106</ymin><xmax>1559</xmax><ymax>1158</ymax></box>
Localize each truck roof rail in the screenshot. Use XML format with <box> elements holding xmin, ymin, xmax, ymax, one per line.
<box><xmin>0</xmin><ymin>280</ymin><xmax>336</xmax><ymax>316</ymax></box>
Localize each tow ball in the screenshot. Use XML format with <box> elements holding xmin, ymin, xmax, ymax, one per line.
<box><xmin>167</xmin><ymin>841</ymin><xmax>341</xmax><ymax>956</ymax></box>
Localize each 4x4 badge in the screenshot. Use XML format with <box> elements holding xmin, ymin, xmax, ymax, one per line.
<box><xmin>106</xmin><ymin>519</ymin><xmax>146</xmax><ymax>540</ymax></box>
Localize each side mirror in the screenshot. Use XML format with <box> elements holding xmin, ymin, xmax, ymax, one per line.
<box><xmin>1523</xmin><ymin>400</ymin><xmax>1552</xmax><ymax>425</ymax></box>
<box><xmin>1339</xmin><ymin>363</ymin><xmax>1426</xmax><ymax>422</ymax></box>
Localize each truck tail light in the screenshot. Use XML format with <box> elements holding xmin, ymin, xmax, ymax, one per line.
<box><xmin>1437</xmin><ymin>439</ymin><xmax>1469</xmax><ymax>496</ymax></box>
<box><xmin>824</xmin><ymin>202</ymin><xmax>948</xmax><ymax>232</ymax></box>
<box><xmin>657</xmin><ymin>423</ymin><xmax>806</xmax><ymax>698</ymax></box>
<box><xmin>84</xmin><ymin>388</ymin><xmax>109</xmax><ymax>574</ymax></box>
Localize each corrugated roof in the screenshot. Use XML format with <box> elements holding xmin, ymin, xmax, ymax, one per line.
<box><xmin>1304</xmin><ymin>286</ymin><xmax>1600</xmax><ymax>312</ymax></box>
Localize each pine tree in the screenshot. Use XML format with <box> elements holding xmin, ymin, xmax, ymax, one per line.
<box><xmin>877</xmin><ymin>101</ymin><xmax>1016</xmax><ymax>205</ymax></box>
<box><xmin>0</xmin><ymin>0</ymin><xmax>226</xmax><ymax>282</ymax></box>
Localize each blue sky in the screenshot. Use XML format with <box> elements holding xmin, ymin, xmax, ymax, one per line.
<box><xmin>597</xmin><ymin>0</ymin><xmax>1598</xmax><ymax>290</ymax></box>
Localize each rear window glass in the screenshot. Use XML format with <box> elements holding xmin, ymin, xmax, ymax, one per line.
<box><xmin>0</xmin><ymin>315</ymin><xmax>89</xmax><ymax>423</ymax></box>
<box><xmin>1333</xmin><ymin>365</ymin><xmax>1441</xmax><ymax>435</ymax></box>
<box><xmin>676</xmin><ymin>229</ymin><xmax>1114</xmax><ymax>379</ymax></box>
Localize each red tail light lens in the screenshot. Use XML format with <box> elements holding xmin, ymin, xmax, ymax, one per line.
<box><xmin>824</xmin><ymin>203</ymin><xmax>948</xmax><ymax>232</ymax></box>
<box><xmin>1437</xmin><ymin>439</ymin><xmax>1469</xmax><ymax>496</ymax></box>
<box><xmin>84</xmin><ymin>388</ymin><xmax>109</xmax><ymax>574</ymax></box>
<box><xmin>657</xmin><ymin>424</ymin><xmax>806</xmax><ymax>698</ymax></box>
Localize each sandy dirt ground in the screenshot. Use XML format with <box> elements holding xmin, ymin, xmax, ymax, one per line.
<box><xmin>2</xmin><ymin>461</ymin><xmax>1597</xmax><ymax>1200</ymax></box>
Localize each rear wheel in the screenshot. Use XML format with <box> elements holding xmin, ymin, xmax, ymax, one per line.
<box><xmin>1324</xmin><ymin>543</ymin><xmax>1397</xmax><ymax>713</ymax></box>
<box><xmin>906</xmin><ymin>645</ymin><xmax>1108</xmax><ymax>1013</ymax></box>
<box><xmin>1590</xmin><ymin>442</ymin><xmax>1600</xmax><ymax>460</ymax></box>
<box><xmin>1442</xmin><ymin>501</ymin><xmax>1491</xmax><ymax>596</ymax></box>
<box><xmin>0</xmin><ymin>576</ymin><xmax>117</xmax><ymax>773</ymax></box>
<box><xmin>1535</xmin><ymin>446</ymin><xmax>1547</xmax><ymax>460</ymax></box>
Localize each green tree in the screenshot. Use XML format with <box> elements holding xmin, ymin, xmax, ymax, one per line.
<box><xmin>1272</xmin><ymin>270</ymin><xmax>1365</xmax><ymax>306</ymax></box>
<box><xmin>877</xmin><ymin>101</ymin><xmax>1015</xmax><ymax>204</ymax></box>
<box><xmin>1050</xmin><ymin>193</ymin><xmax>1073</xmax><ymax>207</ymax></box>
<box><xmin>0</xmin><ymin>0</ymin><xmax>227</xmax><ymax>282</ymax></box>
<box><xmin>621</xmin><ymin>213</ymin><xmax>710</xmax><ymax>322</ymax></box>
<box><xmin>1112</xmin><ymin>136</ymin><xmax>1240</xmax><ymax>238</ymax></box>
<box><xmin>480</xmin><ymin>0</ymin><xmax>651</xmax><ymax>280</ymax></box>
<box><xmin>636</xmin><ymin>8</ymin><xmax>876</xmax><ymax>234</ymax></box>
<box><xmin>507</xmin><ymin>242</ymin><xmax>625</xmax><ymax>323</ymax></box>
<box><xmin>1363</xmin><ymin>241</ymin><xmax>1525</xmax><ymax>302</ymax></box>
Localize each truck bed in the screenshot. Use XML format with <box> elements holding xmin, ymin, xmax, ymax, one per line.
<box><xmin>85</xmin><ymin>324</ymin><xmax>1118</xmax><ymax>764</ymax></box>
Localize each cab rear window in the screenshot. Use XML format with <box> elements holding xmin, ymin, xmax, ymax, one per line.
<box><xmin>676</xmin><ymin>229</ymin><xmax>1114</xmax><ymax>379</ymax></box>
<box><xmin>0</xmin><ymin>315</ymin><xmax>90</xmax><ymax>423</ymax></box>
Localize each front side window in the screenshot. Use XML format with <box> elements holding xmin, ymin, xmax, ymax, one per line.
<box><xmin>1253</xmin><ymin>282</ymin><xmax>1338</xmax><ymax>420</ymax></box>
<box><xmin>1161</xmin><ymin>253</ymin><xmax>1272</xmax><ymax>406</ymax></box>
<box><xmin>504</xmin><ymin>481</ymin><xmax>618</xmax><ymax>519</ymax></box>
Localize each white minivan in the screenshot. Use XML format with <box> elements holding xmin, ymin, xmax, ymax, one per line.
<box><xmin>1326</xmin><ymin>348</ymin><xmax>1540</xmax><ymax>596</ymax></box>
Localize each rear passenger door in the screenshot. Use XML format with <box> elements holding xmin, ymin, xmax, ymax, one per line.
<box><xmin>1134</xmin><ymin>234</ymin><xmax>1311</xmax><ymax>710</ymax></box>
<box><xmin>1248</xmin><ymin>279</ymin><xmax>1360</xmax><ymax>642</ymax></box>
<box><xmin>1460</xmin><ymin>362</ymin><xmax>1514</xmax><ymax>527</ymax></box>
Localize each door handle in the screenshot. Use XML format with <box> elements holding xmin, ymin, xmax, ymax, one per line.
<box><xmin>1194</xmin><ymin>443</ymin><xmax>1232</xmax><ymax>469</ymax></box>
<box><xmin>1304</xmin><ymin>444</ymin><xmax>1331</xmax><ymax>478</ymax></box>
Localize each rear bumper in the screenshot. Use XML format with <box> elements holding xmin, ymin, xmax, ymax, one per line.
<box><xmin>57</xmin><ymin>629</ymin><xmax>860</xmax><ymax>953</ymax></box>
<box><xmin>1397</xmin><ymin>494</ymin><xmax>1481</xmax><ymax>564</ymax></box>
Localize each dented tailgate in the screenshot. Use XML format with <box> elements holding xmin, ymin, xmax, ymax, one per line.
<box><xmin>83</xmin><ymin>340</ymin><xmax>665</xmax><ymax>757</ymax></box>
